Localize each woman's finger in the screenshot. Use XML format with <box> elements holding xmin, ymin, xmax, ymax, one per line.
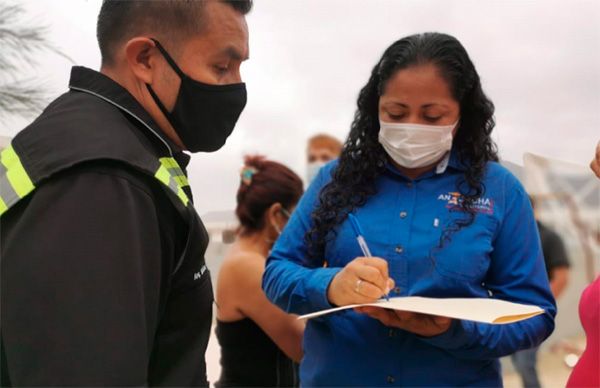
<box><xmin>432</xmin><ymin>315</ymin><xmax>452</xmax><ymax>326</ymax></box>
<box><xmin>355</xmin><ymin>279</ymin><xmax>387</xmax><ymax>300</ymax></box>
<box><xmin>353</xmin><ymin>264</ymin><xmax>387</xmax><ymax>292</ymax></box>
<box><xmin>393</xmin><ymin>310</ymin><xmax>417</xmax><ymax>322</ymax></box>
<box><xmin>357</xmin><ymin>257</ymin><xmax>390</xmax><ymax>279</ymax></box>
<box><xmin>358</xmin><ymin>307</ymin><xmax>396</xmax><ymax>326</ymax></box>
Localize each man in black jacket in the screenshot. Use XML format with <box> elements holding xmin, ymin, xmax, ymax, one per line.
<box><xmin>1</xmin><ymin>0</ymin><xmax>251</xmax><ymax>385</ymax></box>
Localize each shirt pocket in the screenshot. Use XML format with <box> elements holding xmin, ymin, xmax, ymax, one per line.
<box><xmin>430</xmin><ymin>210</ymin><xmax>498</xmax><ymax>282</ymax></box>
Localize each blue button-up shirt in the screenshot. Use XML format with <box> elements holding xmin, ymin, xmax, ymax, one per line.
<box><xmin>263</xmin><ymin>153</ymin><xmax>556</xmax><ymax>386</ymax></box>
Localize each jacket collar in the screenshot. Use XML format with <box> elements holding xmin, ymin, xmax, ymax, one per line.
<box><xmin>68</xmin><ymin>66</ymin><xmax>190</xmax><ymax>168</ymax></box>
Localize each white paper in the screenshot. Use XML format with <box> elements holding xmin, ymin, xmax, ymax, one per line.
<box><xmin>299</xmin><ymin>297</ymin><xmax>544</xmax><ymax>324</ymax></box>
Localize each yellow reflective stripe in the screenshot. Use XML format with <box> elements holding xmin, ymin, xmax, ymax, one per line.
<box><xmin>158</xmin><ymin>157</ymin><xmax>177</xmax><ymax>168</ymax></box>
<box><xmin>154</xmin><ymin>164</ymin><xmax>171</xmax><ymax>186</ymax></box>
<box><xmin>154</xmin><ymin>163</ymin><xmax>189</xmax><ymax>206</ymax></box>
<box><xmin>176</xmin><ymin>186</ymin><xmax>189</xmax><ymax>206</ymax></box>
<box><xmin>0</xmin><ymin>196</ymin><xmax>8</xmax><ymax>216</ymax></box>
<box><xmin>1</xmin><ymin>144</ymin><xmax>35</xmax><ymax>198</ymax></box>
<box><xmin>0</xmin><ymin>144</ymin><xmax>36</xmax><ymax>216</ymax></box>
<box><xmin>174</xmin><ymin>175</ymin><xmax>189</xmax><ymax>187</ymax></box>
<box><xmin>159</xmin><ymin>157</ymin><xmax>189</xmax><ymax>187</ymax></box>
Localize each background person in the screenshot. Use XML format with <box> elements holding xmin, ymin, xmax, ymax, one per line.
<box><xmin>565</xmin><ymin>148</ymin><xmax>600</xmax><ymax>388</ymax></box>
<box><xmin>511</xmin><ymin>196</ymin><xmax>571</xmax><ymax>388</ymax></box>
<box><xmin>216</xmin><ymin>155</ymin><xmax>304</xmax><ymax>387</ymax></box>
<box><xmin>590</xmin><ymin>141</ymin><xmax>600</xmax><ymax>178</ymax></box>
<box><xmin>306</xmin><ymin>133</ymin><xmax>343</xmax><ymax>184</ymax></box>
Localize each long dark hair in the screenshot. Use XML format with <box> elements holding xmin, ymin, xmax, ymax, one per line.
<box><xmin>306</xmin><ymin>32</ymin><xmax>498</xmax><ymax>262</ymax></box>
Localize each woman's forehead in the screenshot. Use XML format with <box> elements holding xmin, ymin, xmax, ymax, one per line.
<box><xmin>380</xmin><ymin>64</ymin><xmax>458</xmax><ymax>107</ymax></box>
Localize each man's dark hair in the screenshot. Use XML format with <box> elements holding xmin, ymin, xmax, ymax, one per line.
<box><xmin>97</xmin><ymin>0</ymin><xmax>252</xmax><ymax>66</ymax></box>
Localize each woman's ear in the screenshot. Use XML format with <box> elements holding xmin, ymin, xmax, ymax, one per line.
<box><xmin>124</xmin><ymin>37</ymin><xmax>159</xmax><ymax>85</ymax></box>
<box><xmin>266</xmin><ymin>202</ymin><xmax>283</xmax><ymax>226</ymax></box>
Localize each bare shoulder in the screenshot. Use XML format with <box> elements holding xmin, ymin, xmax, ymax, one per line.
<box><xmin>219</xmin><ymin>249</ymin><xmax>265</xmax><ymax>287</ymax></box>
<box><xmin>216</xmin><ymin>248</ymin><xmax>267</xmax><ymax>320</ymax></box>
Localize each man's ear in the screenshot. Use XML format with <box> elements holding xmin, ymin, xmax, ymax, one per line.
<box><xmin>124</xmin><ymin>37</ymin><xmax>159</xmax><ymax>84</ymax></box>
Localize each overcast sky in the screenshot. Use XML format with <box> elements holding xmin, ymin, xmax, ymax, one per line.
<box><xmin>3</xmin><ymin>0</ymin><xmax>599</xmax><ymax>214</ymax></box>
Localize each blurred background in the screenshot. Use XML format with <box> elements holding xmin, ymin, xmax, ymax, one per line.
<box><xmin>1</xmin><ymin>0</ymin><xmax>598</xmax><ymax>386</ymax></box>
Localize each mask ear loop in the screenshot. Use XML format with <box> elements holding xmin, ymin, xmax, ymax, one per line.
<box><xmin>149</xmin><ymin>38</ymin><xmax>186</xmax><ymax>79</ymax></box>
<box><xmin>280</xmin><ymin>207</ymin><xmax>291</xmax><ymax>219</ymax></box>
<box><xmin>146</xmin><ymin>84</ymin><xmax>174</xmax><ymax>122</ymax></box>
<box><xmin>271</xmin><ymin>207</ymin><xmax>290</xmax><ymax>239</ymax></box>
<box><xmin>452</xmin><ymin>119</ymin><xmax>461</xmax><ymax>133</ymax></box>
<box><xmin>272</xmin><ymin>221</ymin><xmax>283</xmax><ymax>236</ymax></box>
<box><xmin>145</xmin><ymin>38</ymin><xmax>185</xmax><ymax>129</ymax></box>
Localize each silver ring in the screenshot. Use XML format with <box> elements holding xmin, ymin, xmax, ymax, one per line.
<box><xmin>355</xmin><ymin>279</ymin><xmax>363</xmax><ymax>294</ymax></box>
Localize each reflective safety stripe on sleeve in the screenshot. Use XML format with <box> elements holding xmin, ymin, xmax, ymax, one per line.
<box><xmin>0</xmin><ymin>144</ymin><xmax>36</xmax><ymax>216</ymax></box>
<box><xmin>0</xmin><ymin>146</ymin><xmax>191</xmax><ymax>215</ymax></box>
<box><xmin>155</xmin><ymin>159</ymin><xmax>189</xmax><ymax>206</ymax></box>
<box><xmin>159</xmin><ymin>157</ymin><xmax>189</xmax><ymax>188</ymax></box>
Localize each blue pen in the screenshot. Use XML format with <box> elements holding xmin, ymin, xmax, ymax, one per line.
<box><xmin>348</xmin><ymin>213</ymin><xmax>390</xmax><ymax>301</ymax></box>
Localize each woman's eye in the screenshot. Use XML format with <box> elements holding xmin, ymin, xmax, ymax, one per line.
<box><xmin>424</xmin><ymin>116</ymin><xmax>442</xmax><ymax>122</ymax></box>
<box><xmin>387</xmin><ymin>113</ymin><xmax>404</xmax><ymax>120</ymax></box>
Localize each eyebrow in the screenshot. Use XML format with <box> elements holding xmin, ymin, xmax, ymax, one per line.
<box><xmin>384</xmin><ymin>102</ymin><xmax>450</xmax><ymax>109</ymax></box>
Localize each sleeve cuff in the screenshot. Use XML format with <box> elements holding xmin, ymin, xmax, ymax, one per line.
<box><xmin>306</xmin><ymin>267</ymin><xmax>342</xmax><ymax>312</ymax></box>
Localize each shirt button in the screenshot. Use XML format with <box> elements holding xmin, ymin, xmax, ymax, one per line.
<box><xmin>395</xmin><ymin>245</ymin><xmax>404</xmax><ymax>254</ymax></box>
<box><xmin>393</xmin><ymin>287</ymin><xmax>401</xmax><ymax>294</ymax></box>
<box><xmin>406</xmin><ymin>182</ymin><xmax>413</xmax><ymax>188</ymax></box>
<box><xmin>399</xmin><ymin>211</ymin><xmax>407</xmax><ymax>218</ymax></box>
<box><xmin>387</xmin><ymin>375</ymin><xmax>395</xmax><ymax>384</ymax></box>
<box><xmin>388</xmin><ymin>329</ymin><xmax>396</xmax><ymax>337</ymax></box>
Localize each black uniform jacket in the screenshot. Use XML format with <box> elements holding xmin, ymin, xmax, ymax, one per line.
<box><xmin>1</xmin><ymin>67</ymin><xmax>214</xmax><ymax>386</ymax></box>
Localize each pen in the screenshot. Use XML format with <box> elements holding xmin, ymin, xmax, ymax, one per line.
<box><xmin>347</xmin><ymin>213</ymin><xmax>390</xmax><ymax>301</ymax></box>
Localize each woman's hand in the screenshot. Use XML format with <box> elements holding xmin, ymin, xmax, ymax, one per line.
<box><xmin>355</xmin><ymin>306</ymin><xmax>453</xmax><ymax>337</ymax></box>
<box><xmin>591</xmin><ymin>141</ymin><xmax>600</xmax><ymax>178</ymax></box>
<box><xmin>327</xmin><ymin>257</ymin><xmax>394</xmax><ymax>306</ymax></box>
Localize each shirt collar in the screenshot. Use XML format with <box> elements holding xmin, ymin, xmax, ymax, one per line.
<box><xmin>443</xmin><ymin>149</ymin><xmax>468</xmax><ymax>173</ymax></box>
<box><xmin>68</xmin><ymin>66</ymin><xmax>184</xmax><ymax>160</ymax></box>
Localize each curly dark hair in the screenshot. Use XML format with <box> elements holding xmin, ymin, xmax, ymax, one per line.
<box><xmin>306</xmin><ymin>32</ymin><xmax>498</xmax><ymax>263</ymax></box>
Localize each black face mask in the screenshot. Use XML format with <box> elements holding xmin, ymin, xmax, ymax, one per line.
<box><xmin>146</xmin><ymin>39</ymin><xmax>247</xmax><ymax>153</ymax></box>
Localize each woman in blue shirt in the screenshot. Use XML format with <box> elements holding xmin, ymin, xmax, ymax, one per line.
<box><xmin>262</xmin><ymin>32</ymin><xmax>556</xmax><ymax>386</ymax></box>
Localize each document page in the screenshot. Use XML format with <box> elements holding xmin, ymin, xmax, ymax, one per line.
<box><xmin>299</xmin><ymin>297</ymin><xmax>544</xmax><ymax>324</ymax></box>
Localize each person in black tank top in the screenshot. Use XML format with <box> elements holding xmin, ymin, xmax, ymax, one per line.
<box><xmin>215</xmin><ymin>156</ymin><xmax>304</xmax><ymax>387</ymax></box>
<box><xmin>216</xmin><ymin>320</ymin><xmax>299</xmax><ymax>387</ymax></box>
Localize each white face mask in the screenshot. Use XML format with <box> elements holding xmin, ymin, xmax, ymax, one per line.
<box><xmin>306</xmin><ymin>161</ymin><xmax>326</xmax><ymax>185</ymax></box>
<box><xmin>378</xmin><ymin>120</ymin><xmax>458</xmax><ymax>168</ymax></box>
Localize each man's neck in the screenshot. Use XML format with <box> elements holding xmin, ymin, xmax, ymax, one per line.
<box><xmin>100</xmin><ymin>66</ymin><xmax>185</xmax><ymax>150</ymax></box>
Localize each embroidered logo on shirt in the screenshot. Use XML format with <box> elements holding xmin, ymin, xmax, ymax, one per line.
<box><xmin>437</xmin><ymin>192</ymin><xmax>495</xmax><ymax>214</ymax></box>
<box><xmin>193</xmin><ymin>265</ymin><xmax>207</xmax><ymax>281</ymax></box>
